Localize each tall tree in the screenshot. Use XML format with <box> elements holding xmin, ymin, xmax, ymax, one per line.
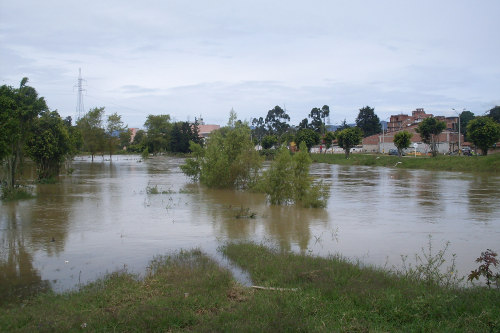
<box><xmin>105</xmin><ymin>112</ymin><xmax>126</xmax><ymax>159</ymax></box>
<box><xmin>26</xmin><ymin>110</ymin><xmax>71</xmax><ymax>180</ymax></box>
<box><xmin>0</xmin><ymin>78</ymin><xmax>48</xmax><ymax>189</ymax></box>
<box><xmin>355</xmin><ymin>106</ymin><xmax>382</xmax><ymax>137</ymax></box>
<box><xmin>416</xmin><ymin>117</ymin><xmax>446</xmax><ymax>157</ymax></box>
<box><xmin>336</xmin><ymin>127</ymin><xmax>363</xmax><ymax>158</ymax></box>
<box><xmin>77</xmin><ymin>107</ymin><xmax>106</xmax><ymax>161</ymax></box>
<box><xmin>487</xmin><ymin>105</ymin><xmax>500</xmax><ymax>123</ymax></box>
<box><xmin>308</xmin><ymin>105</ymin><xmax>330</xmax><ymax>134</ymax></box>
<box><xmin>265</xmin><ymin>106</ymin><xmax>290</xmax><ymax>137</ymax></box>
<box><xmin>393</xmin><ymin>130</ymin><xmax>413</xmax><ymax>157</ymax></box>
<box><xmin>144</xmin><ymin>114</ymin><xmax>171</xmax><ymax>155</ymax></box>
<box><xmin>251</xmin><ymin>116</ymin><xmax>267</xmax><ymax>145</ymax></box>
<box><xmin>459</xmin><ymin>110</ymin><xmax>475</xmax><ymax>141</ymax></box>
<box><xmin>466</xmin><ymin>117</ymin><xmax>500</xmax><ymax>156</ymax></box>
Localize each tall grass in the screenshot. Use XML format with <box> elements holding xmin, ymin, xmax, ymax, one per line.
<box><xmin>2</xmin><ymin>244</ymin><xmax>499</xmax><ymax>331</ymax></box>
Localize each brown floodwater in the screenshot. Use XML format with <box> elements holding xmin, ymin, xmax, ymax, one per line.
<box><xmin>1</xmin><ymin>155</ymin><xmax>499</xmax><ymax>300</ymax></box>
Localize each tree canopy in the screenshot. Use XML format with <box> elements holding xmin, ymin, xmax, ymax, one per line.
<box><xmin>295</xmin><ymin>128</ymin><xmax>320</xmax><ymax>152</ymax></box>
<box><xmin>466</xmin><ymin>117</ymin><xmax>500</xmax><ymax>156</ymax></box>
<box><xmin>487</xmin><ymin>106</ymin><xmax>500</xmax><ymax>123</ymax></box>
<box><xmin>308</xmin><ymin>105</ymin><xmax>330</xmax><ymax>134</ymax></box>
<box><xmin>336</xmin><ymin>127</ymin><xmax>363</xmax><ymax>158</ymax></box>
<box><xmin>0</xmin><ymin>78</ymin><xmax>48</xmax><ymax>188</ymax></box>
<box><xmin>393</xmin><ymin>130</ymin><xmax>413</xmax><ymax>157</ymax></box>
<box><xmin>355</xmin><ymin>106</ymin><xmax>381</xmax><ymax>137</ymax></box>
<box><xmin>265</xmin><ymin>106</ymin><xmax>290</xmax><ymax>137</ymax></box>
<box><xmin>416</xmin><ymin>117</ymin><xmax>446</xmax><ymax>157</ymax></box>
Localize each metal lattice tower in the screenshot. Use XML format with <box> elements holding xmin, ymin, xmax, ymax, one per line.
<box><xmin>74</xmin><ymin>68</ymin><xmax>86</xmax><ymax>121</ymax></box>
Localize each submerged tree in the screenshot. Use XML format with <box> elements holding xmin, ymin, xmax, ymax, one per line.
<box><xmin>257</xmin><ymin>142</ymin><xmax>329</xmax><ymax>207</ymax></box>
<box><xmin>105</xmin><ymin>112</ymin><xmax>126</xmax><ymax>158</ymax></box>
<box><xmin>181</xmin><ymin>113</ymin><xmax>262</xmax><ymax>189</ymax></box>
<box><xmin>26</xmin><ymin>111</ymin><xmax>71</xmax><ymax>180</ymax></box>
<box><xmin>416</xmin><ymin>117</ymin><xmax>446</xmax><ymax>157</ymax></box>
<box><xmin>77</xmin><ymin>107</ymin><xmax>106</xmax><ymax>161</ymax></box>
<box><xmin>0</xmin><ymin>78</ymin><xmax>48</xmax><ymax>189</ymax></box>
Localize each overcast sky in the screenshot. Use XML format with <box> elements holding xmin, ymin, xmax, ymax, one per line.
<box><xmin>1</xmin><ymin>0</ymin><xmax>499</xmax><ymax>128</ymax></box>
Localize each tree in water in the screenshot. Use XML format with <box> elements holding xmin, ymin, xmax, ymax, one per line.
<box><xmin>77</xmin><ymin>107</ymin><xmax>106</xmax><ymax>161</ymax></box>
<box><xmin>181</xmin><ymin>112</ymin><xmax>262</xmax><ymax>189</ymax></box>
<box><xmin>26</xmin><ymin>110</ymin><xmax>71</xmax><ymax>180</ymax></box>
<box><xmin>105</xmin><ymin>112</ymin><xmax>126</xmax><ymax>159</ymax></box>
<box><xmin>0</xmin><ymin>78</ymin><xmax>48</xmax><ymax>190</ymax></box>
<box><xmin>257</xmin><ymin>142</ymin><xmax>329</xmax><ymax>207</ymax></box>
<box><xmin>416</xmin><ymin>117</ymin><xmax>446</xmax><ymax>157</ymax></box>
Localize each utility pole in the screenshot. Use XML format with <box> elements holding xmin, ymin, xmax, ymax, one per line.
<box><xmin>74</xmin><ymin>68</ymin><xmax>86</xmax><ymax>121</ymax></box>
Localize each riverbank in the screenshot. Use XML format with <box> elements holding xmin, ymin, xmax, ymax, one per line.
<box><xmin>311</xmin><ymin>153</ymin><xmax>500</xmax><ymax>173</ymax></box>
<box><xmin>2</xmin><ymin>243</ymin><xmax>498</xmax><ymax>332</ymax></box>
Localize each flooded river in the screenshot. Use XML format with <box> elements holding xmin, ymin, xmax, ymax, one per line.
<box><xmin>1</xmin><ymin>155</ymin><xmax>499</xmax><ymax>300</ymax></box>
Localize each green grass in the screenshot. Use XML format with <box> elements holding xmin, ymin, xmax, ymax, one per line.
<box><xmin>2</xmin><ymin>244</ymin><xmax>499</xmax><ymax>332</ymax></box>
<box><xmin>311</xmin><ymin>153</ymin><xmax>500</xmax><ymax>173</ymax></box>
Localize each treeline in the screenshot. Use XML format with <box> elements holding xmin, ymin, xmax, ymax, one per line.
<box><xmin>0</xmin><ymin>78</ymin><xmax>202</xmax><ymax>197</ymax></box>
<box><xmin>250</xmin><ymin>105</ymin><xmax>380</xmax><ymax>154</ymax></box>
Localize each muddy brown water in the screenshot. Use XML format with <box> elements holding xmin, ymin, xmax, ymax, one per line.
<box><xmin>1</xmin><ymin>155</ymin><xmax>499</xmax><ymax>300</ymax></box>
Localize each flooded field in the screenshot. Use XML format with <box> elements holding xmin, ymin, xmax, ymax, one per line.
<box><xmin>1</xmin><ymin>155</ymin><xmax>499</xmax><ymax>299</ymax></box>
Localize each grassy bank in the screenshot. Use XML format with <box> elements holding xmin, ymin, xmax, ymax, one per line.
<box><xmin>2</xmin><ymin>244</ymin><xmax>499</xmax><ymax>332</ymax></box>
<box><xmin>311</xmin><ymin>153</ymin><xmax>500</xmax><ymax>173</ymax></box>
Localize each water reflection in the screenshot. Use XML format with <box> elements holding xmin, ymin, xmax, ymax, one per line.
<box><xmin>0</xmin><ymin>155</ymin><xmax>499</xmax><ymax>300</ymax></box>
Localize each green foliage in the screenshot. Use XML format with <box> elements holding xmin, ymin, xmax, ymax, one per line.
<box><xmin>459</xmin><ymin>110</ymin><xmax>475</xmax><ymax>140</ymax></box>
<box><xmin>144</xmin><ymin>114</ymin><xmax>171</xmax><ymax>155</ymax></box>
<box><xmin>169</xmin><ymin>121</ymin><xmax>201</xmax><ymax>153</ymax></box>
<box><xmin>355</xmin><ymin>105</ymin><xmax>382</xmax><ymax>137</ymax></box>
<box><xmin>1</xmin><ymin>185</ymin><xmax>34</xmax><ymax>201</ymax></box>
<box><xmin>488</xmin><ymin>105</ymin><xmax>500</xmax><ymax>123</ymax></box>
<box><xmin>261</xmin><ymin>135</ymin><xmax>278</xmax><ymax>149</ymax></box>
<box><xmin>393</xmin><ymin>130</ymin><xmax>413</xmax><ymax>157</ymax></box>
<box><xmin>468</xmin><ymin>249</ymin><xmax>500</xmax><ymax>288</ymax></box>
<box><xmin>182</xmin><ymin>117</ymin><xmax>262</xmax><ymax>189</ymax></box>
<box><xmin>416</xmin><ymin>117</ymin><xmax>446</xmax><ymax>157</ymax></box>
<box><xmin>105</xmin><ymin>112</ymin><xmax>126</xmax><ymax>158</ymax></box>
<box><xmin>336</xmin><ymin>127</ymin><xmax>363</xmax><ymax>158</ymax></box>
<box><xmin>77</xmin><ymin>107</ymin><xmax>106</xmax><ymax>161</ymax></box>
<box><xmin>251</xmin><ymin>116</ymin><xmax>266</xmax><ymax>144</ymax></box>
<box><xmin>0</xmin><ymin>78</ymin><xmax>48</xmax><ymax>188</ymax></box>
<box><xmin>295</xmin><ymin>128</ymin><xmax>320</xmax><ymax>151</ymax></box>
<box><xmin>308</xmin><ymin>105</ymin><xmax>330</xmax><ymax>134</ymax></box>
<box><xmin>26</xmin><ymin>110</ymin><xmax>71</xmax><ymax>180</ymax></box>
<box><xmin>257</xmin><ymin>142</ymin><xmax>329</xmax><ymax>207</ymax></box>
<box><xmin>467</xmin><ymin>116</ymin><xmax>500</xmax><ymax>156</ymax></box>
<box><xmin>180</xmin><ymin>141</ymin><xmax>204</xmax><ymax>180</ymax></box>
<box><xmin>323</xmin><ymin>131</ymin><xmax>336</xmax><ymax>150</ymax></box>
<box><xmin>265</xmin><ymin>105</ymin><xmax>290</xmax><ymax>137</ymax></box>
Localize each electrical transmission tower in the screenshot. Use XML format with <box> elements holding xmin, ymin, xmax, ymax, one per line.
<box><xmin>74</xmin><ymin>68</ymin><xmax>86</xmax><ymax>121</ymax></box>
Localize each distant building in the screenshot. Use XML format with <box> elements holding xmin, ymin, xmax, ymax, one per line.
<box><xmin>363</xmin><ymin>108</ymin><xmax>463</xmax><ymax>154</ymax></box>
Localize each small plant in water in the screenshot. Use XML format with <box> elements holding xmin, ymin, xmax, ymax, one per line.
<box><xmin>468</xmin><ymin>249</ymin><xmax>500</xmax><ymax>289</ymax></box>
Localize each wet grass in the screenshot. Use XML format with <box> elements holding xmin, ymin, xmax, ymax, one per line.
<box><xmin>311</xmin><ymin>153</ymin><xmax>500</xmax><ymax>173</ymax></box>
<box><xmin>1</xmin><ymin>244</ymin><xmax>499</xmax><ymax>332</ymax></box>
